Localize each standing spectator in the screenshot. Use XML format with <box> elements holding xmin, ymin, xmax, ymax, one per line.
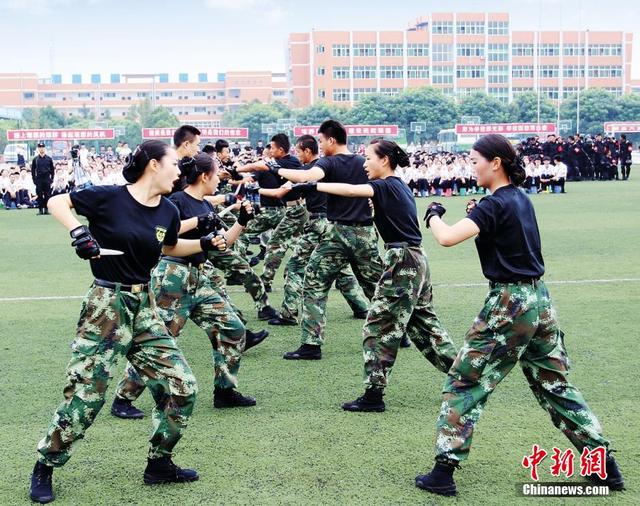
<box><xmin>618</xmin><ymin>134</ymin><xmax>633</xmax><ymax>180</ymax></box>
<box><xmin>31</xmin><ymin>142</ymin><xmax>54</xmax><ymax>214</ymax></box>
<box><xmin>232</xmin><ymin>142</ymin><xmax>241</xmax><ymax>157</ymax></box>
<box><xmin>17</xmin><ymin>146</ymin><xmax>27</xmax><ymax>168</ymax></box>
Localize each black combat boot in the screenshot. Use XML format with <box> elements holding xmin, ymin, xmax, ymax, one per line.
<box><xmin>111</xmin><ymin>397</ymin><xmax>144</xmax><ymax>419</ymax></box>
<box><xmin>258</xmin><ymin>305</ymin><xmax>278</xmax><ymax>321</ymax></box>
<box><xmin>244</xmin><ymin>329</ymin><xmax>269</xmax><ymax>351</ymax></box>
<box><xmin>341</xmin><ymin>387</ymin><xmax>385</xmax><ymax>412</ymax></box>
<box><xmin>29</xmin><ymin>461</ymin><xmax>54</xmax><ymax>503</ymax></box>
<box><xmin>213</xmin><ymin>387</ymin><xmax>257</xmax><ymax>408</ymax></box>
<box><xmin>585</xmin><ymin>451</ymin><xmax>625</xmax><ymax>491</ymax></box>
<box><xmin>268</xmin><ymin>313</ymin><xmax>297</xmax><ymax>326</ymax></box>
<box><xmin>143</xmin><ymin>456</ymin><xmax>199</xmax><ymax>485</ymax></box>
<box><xmin>282</xmin><ymin>344</ymin><xmax>321</xmax><ymax>360</ymax></box>
<box><xmin>352</xmin><ymin>310</ymin><xmax>368</xmax><ymax>319</ymax></box>
<box><xmin>415</xmin><ymin>458</ymin><xmax>459</xmax><ymax>496</ymax></box>
<box><xmin>400</xmin><ymin>335</ymin><xmax>411</xmax><ymax>348</ymax></box>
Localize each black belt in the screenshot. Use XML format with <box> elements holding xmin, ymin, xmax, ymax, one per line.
<box><xmin>330</xmin><ymin>219</ymin><xmax>374</xmax><ymax>227</ymax></box>
<box><xmin>162</xmin><ymin>256</ymin><xmax>205</xmax><ymax>270</ymax></box>
<box><xmin>94</xmin><ymin>278</ymin><xmax>148</xmax><ymax>293</ymax></box>
<box><xmin>385</xmin><ymin>242</ymin><xmax>421</xmax><ymax>250</ymax></box>
<box><xmin>489</xmin><ymin>278</ymin><xmax>540</xmax><ymax>288</ymax></box>
<box><xmin>309</xmin><ymin>212</ymin><xmax>327</xmax><ymax>219</ymax></box>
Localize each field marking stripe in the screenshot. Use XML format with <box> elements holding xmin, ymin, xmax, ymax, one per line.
<box><xmin>1</xmin><ymin>278</ymin><xmax>639</xmax><ymax>302</ymax></box>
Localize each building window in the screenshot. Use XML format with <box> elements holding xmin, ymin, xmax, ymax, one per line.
<box><xmin>380</xmin><ymin>43</ymin><xmax>403</xmax><ymax>57</ymax></box>
<box><xmin>379</xmin><ymin>88</ymin><xmax>401</xmax><ymax>96</ymax></box>
<box><xmin>488</xmin><ymin>43</ymin><xmax>509</xmax><ymax>62</ymax></box>
<box><xmin>457</xmin><ymin>87</ymin><xmax>483</xmax><ymax>97</ymax></box>
<box><xmin>91</xmin><ymin>74</ymin><xmax>101</xmax><ymax>84</ymax></box>
<box><xmin>198</xmin><ymin>73</ymin><xmax>208</xmax><ymax>82</ymax></box>
<box><xmin>512</xmin><ymin>43</ymin><xmax>534</xmax><ymax>56</ymax></box>
<box><xmin>562</xmin><ymin>87</ymin><xmax>581</xmax><ymax>99</ymax></box>
<box><xmin>512</xmin><ymin>87</ymin><xmax>534</xmax><ymax>96</ymax></box>
<box><xmin>603</xmin><ymin>87</ymin><xmax>623</xmax><ymax>96</ymax></box>
<box><xmin>380</xmin><ymin>66</ymin><xmax>404</xmax><ymax>79</ymax></box>
<box><xmin>539</xmin><ymin>65</ymin><xmax>560</xmax><ymax>78</ymax></box>
<box><xmin>432</xmin><ymin>21</ymin><xmax>453</xmax><ymax>34</ymax></box>
<box><xmin>456</xmin><ymin>21</ymin><xmax>485</xmax><ymax>35</ymax></box>
<box><xmin>332</xmin><ymin>44</ymin><xmax>350</xmax><ymax>57</ymax></box>
<box><xmin>488</xmin><ymin>65</ymin><xmax>508</xmax><ymax>84</ymax></box>
<box><xmin>352</xmin><ymin>65</ymin><xmax>376</xmax><ymax>79</ymax></box>
<box><xmin>407</xmin><ymin>43</ymin><xmax>429</xmax><ymax>57</ymax></box>
<box><xmin>317</xmin><ymin>89</ymin><xmax>326</xmax><ymax>99</ymax></box>
<box><xmin>194</xmin><ymin>107</ymin><xmax>207</xmax><ymax>113</ymax></box>
<box><xmin>512</xmin><ymin>65</ymin><xmax>534</xmax><ymax>78</ymax></box>
<box><xmin>353</xmin><ymin>88</ymin><xmax>377</xmax><ymax>100</ymax></box>
<box><xmin>316</xmin><ymin>44</ymin><xmax>325</xmax><ymax>54</ymax></box>
<box><xmin>588</xmin><ymin>66</ymin><xmax>623</xmax><ymax>78</ymax></box>
<box><xmin>538</xmin><ymin>44</ymin><xmax>560</xmax><ymax>56</ymax></box>
<box><xmin>563</xmin><ymin>44</ymin><xmax>585</xmax><ymax>56</ymax></box>
<box><xmin>407</xmin><ymin>65</ymin><xmax>429</xmax><ymax>79</ymax></box>
<box><xmin>52</xmin><ymin>74</ymin><xmax>62</xmax><ymax>84</ymax></box>
<box><xmin>23</xmin><ymin>92</ymin><xmax>35</xmax><ymax>100</ymax></box>
<box><xmin>43</xmin><ymin>92</ymin><xmax>57</xmax><ymax>99</ymax></box>
<box><xmin>103</xmin><ymin>92</ymin><xmax>116</xmax><ymax>98</ymax></box>
<box><xmin>317</xmin><ymin>67</ymin><xmax>326</xmax><ymax>76</ymax></box>
<box><xmin>160</xmin><ymin>91</ymin><xmax>173</xmax><ymax>97</ymax></box>
<box><xmin>440</xmin><ymin>87</ymin><xmax>455</xmax><ymax>96</ymax></box>
<box><xmin>562</xmin><ymin>66</ymin><xmax>585</xmax><ymax>78</ymax></box>
<box><xmin>588</xmin><ymin>44</ymin><xmax>622</xmax><ymax>56</ymax></box>
<box><xmin>457</xmin><ymin>44</ymin><xmax>484</xmax><ymax>57</ymax></box>
<box><xmin>78</xmin><ymin>92</ymin><xmax>92</xmax><ymax>98</ymax></box>
<box><xmin>456</xmin><ymin>65</ymin><xmax>484</xmax><ymax>79</ymax></box>
<box><xmin>137</xmin><ymin>92</ymin><xmax>148</xmax><ymax>98</ymax></box>
<box><xmin>432</xmin><ymin>66</ymin><xmax>454</xmax><ymax>84</ymax></box>
<box><xmin>72</xmin><ymin>74</ymin><xmax>82</xmax><ymax>84</ymax></box>
<box><xmin>488</xmin><ymin>21</ymin><xmax>509</xmax><ymax>36</ymax></box>
<box><xmin>179</xmin><ymin>73</ymin><xmax>188</xmax><ymax>83</ymax></box>
<box><xmin>332</xmin><ymin>88</ymin><xmax>350</xmax><ymax>102</ymax></box>
<box><xmin>159</xmin><ymin>73</ymin><xmax>169</xmax><ymax>83</ymax></box>
<box><xmin>432</xmin><ymin>43</ymin><xmax>453</xmax><ymax>62</ymax></box>
<box><xmin>193</xmin><ymin>91</ymin><xmax>206</xmax><ymax>97</ymax></box>
<box><xmin>273</xmin><ymin>90</ymin><xmax>286</xmax><ymax>97</ymax></box>
<box><xmin>488</xmin><ymin>87</ymin><xmax>509</xmax><ymax>102</ymax></box>
<box><xmin>539</xmin><ymin>87</ymin><xmax>559</xmax><ymax>99</ymax></box>
<box><xmin>332</xmin><ymin>66</ymin><xmax>350</xmax><ymax>79</ymax></box>
<box><xmin>353</xmin><ymin>43</ymin><xmax>376</xmax><ymax>57</ymax></box>
<box><xmin>228</xmin><ymin>89</ymin><xmax>241</xmax><ymax>98</ymax></box>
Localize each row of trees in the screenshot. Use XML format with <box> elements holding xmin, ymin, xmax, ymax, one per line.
<box><xmin>2</xmin><ymin>88</ymin><xmax>639</xmax><ymax>153</ymax></box>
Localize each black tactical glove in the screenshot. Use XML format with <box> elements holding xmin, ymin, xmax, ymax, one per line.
<box><xmin>197</xmin><ymin>212</ymin><xmax>218</xmax><ymax>234</ymax></box>
<box><xmin>266</xmin><ymin>161</ymin><xmax>281</xmax><ymax>176</ymax></box>
<box><xmin>70</xmin><ymin>225</ymin><xmax>100</xmax><ymax>260</ymax></box>
<box><xmin>237</xmin><ymin>201</ymin><xmax>255</xmax><ymax>227</ymax></box>
<box><xmin>424</xmin><ymin>202</ymin><xmax>447</xmax><ymax>228</ymax></box>
<box><xmin>200</xmin><ymin>232</ymin><xmax>226</xmax><ymax>252</ymax></box>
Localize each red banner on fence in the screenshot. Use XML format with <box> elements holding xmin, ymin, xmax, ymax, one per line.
<box><xmin>293</xmin><ymin>125</ymin><xmax>399</xmax><ymax>137</ymax></box>
<box><xmin>7</xmin><ymin>129</ymin><xmax>115</xmax><ymax>141</ymax></box>
<box><xmin>455</xmin><ymin>123</ymin><xmax>557</xmax><ymax>135</ymax></box>
<box><xmin>142</xmin><ymin>127</ymin><xmax>249</xmax><ymax>139</ymax></box>
<box><xmin>604</xmin><ymin>122</ymin><xmax>640</xmax><ymax>133</ymax></box>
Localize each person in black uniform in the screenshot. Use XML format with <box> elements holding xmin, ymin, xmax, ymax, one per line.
<box><xmin>31</xmin><ymin>141</ymin><xmax>55</xmax><ymax>215</ymax></box>
<box><xmin>618</xmin><ymin>134</ymin><xmax>633</xmax><ymax>180</ymax></box>
<box><xmin>415</xmin><ymin>134</ymin><xmax>624</xmax><ymax>497</ymax></box>
<box><xmin>30</xmin><ymin>140</ymin><xmax>226</xmax><ymax>503</ymax></box>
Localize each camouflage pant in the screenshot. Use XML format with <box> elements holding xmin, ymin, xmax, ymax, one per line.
<box><xmin>208</xmin><ymin>247</ymin><xmax>269</xmax><ymax>311</ymax></box>
<box><xmin>435</xmin><ymin>280</ymin><xmax>610</xmax><ymax>462</ymax></box>
<box><xmin>261</xmin><ymin>203</ymin><xmax>308</xmax><ymax>287</ymax></box>
<box><xmin>37</xmin><ymin>284</ymin><xmax>197</xmax><ymax>466</ymax></box>
<box><xmin>281</xmin><ymin>216</ymin><xmax>368</xmax><ymax>321</ymax></box>
<box><xmin>301</xmin><ymin>223</ymin><xmax>384</xmax><ymax>346</ymax></box>
<box><xmin>115</xmin><ymin>260</ymin><xmax>245</xmax><ymax>401</ymax></box>
<box><xmin>235</xmin><ymin>206</ymin><xmax>285</xmax><ymax>259</ymax></box>
<box><xmin>364</xmin><ymin>247</ymin><xmax>458</xmax><ymax>388</ymax></box>
<box><xmin>209</xmin><ymin>267</ymin><xmax>246</xmax><ymax>324</ymax></box>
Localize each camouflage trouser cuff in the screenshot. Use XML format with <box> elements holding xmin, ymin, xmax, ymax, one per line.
<box><xmin>148</xmin><ymin>447</ymin><xmax>173</xmax><ymax>460</ymax></box>
<box><xmin>37</xmin><ymin>455</ymin><xmax>62</xmax><ymax>468</ymax></box>
<box><xmin>435</xmin><ymin>455</ymin><xmax>462</xmax><ymax>468</ymax></box>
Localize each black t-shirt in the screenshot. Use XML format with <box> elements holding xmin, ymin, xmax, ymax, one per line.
<box><xmin>368</xmin><ymin>176</ymin><xmax>422</xmax><ymax>245</ymax></box>
<box><xmin>255</xmin><ymin>154</ymin><xmax>301</xmax><ymax>207</ymax></box>
<box><xmin>467</xmin><ymin>185</ymin><xmax>545</xmax><ymax>282</ymax></box>
<box><xmin>317</xmin><ymin>154</ymin><xmax>372</xmax><ymax>223</ymax></box>
<box><xmin>300</xmin><ymin>159</ymin><xmax>327</xmax><ymax>214</ymax></box>
<box><xmin>169</xmin><ymin>191</ymin><xmax>216</xmax><ymax>265</ymax></box>
<box><xmin>70</xmin><ymin>185</ymin><xmax>180</xmax><ymax>284</ymax></box>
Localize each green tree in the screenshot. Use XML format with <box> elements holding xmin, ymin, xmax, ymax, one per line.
<box><xmin>223</xmin><ymin>100</ymin><xmax>291</xmax><ymax>144</ymax></box>
<box><xmin>616</xmin><ymin>93</ymin><xmax>640</xmax><ymax>122</ymax></box>
<box><xmin>346</xmin><ymin>94</ymin><xmax>396</xmax><ymax>126</ymax></box>
<box><xmin>295</xmin><ymin>102</ymin><xmax>349</xmax><ymax>125</ymax></box>
<box><xmin>21</xmin><ymin>108</ymin><xmax>39</xmax><ymax>128</ymax></box>
<box><xmin>459</xmin><ymin>92</ymin><xmax>509</xmax><ymax>123</ymax></box>
<box><xmin>508</xmin><ymin>92</ymin><xmax>557</xmax><ymax>123</ymax></box>
<box><xmin>79</xmin><ymin>104</ymin><xmax>92</xmax><ymax>120</ymax></box>
<box><xmin>146</xmin><ymin>107</ymin><xmax>179</xmax><ymax>128</ymax></box>
<box><xmin>560</xmin><ymin>89</ymin><xmax>621</xmax><ymax>134</ymax></box>
<box><xmin>392</xmin><ymin>87</ymin><xmax>458</xmax><ymax>140</ymax></box>
<box><xmin>0</xmin><ymin>119</ymin><xmax>20</xmax><ymax>153</ymax></box>
<box><xmin>38</xmin><ymin>106</ymin><xmax>67</xmax><ymax>128</ymax></box>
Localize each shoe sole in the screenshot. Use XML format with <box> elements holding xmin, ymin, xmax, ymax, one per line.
<box><xmin>213</xmin><ymin>402</ymin><xmax>257</xmax><ymax>408</ymax></box>
<box><xmin>342</xmin><ymin>405</ymin><xmax>385</xmax><ymax>412</ymax></box>
<box><xmin>415</xmin><ymin>481</ymin><xmax>456</xmax><ymax>496</ymax></box>
<box><xmin>258</xmin><ymin>314</ymin><xmax>276</xmax><ymax>321</ymax></box>
<box><xmin>111</xmin><ymin>409</ymin><xmax>144</xmax><ymax>420</ymax></box>
<box><xmin>282</xmin><ymin>354</ymin><xmax>321</xmax><ymax>360</ymax></box>
<box><xmin>29</xmin><ymin>493</ymin><xmax>55</xmax><ymax>504</ymax></box>
<box><xmin>144</xmin><ymin>474</ymin><xmax>199</xmax><ymax>485</ymax></box>
<box><xmin>268</xmin><ymin>319</ymin><xmax>297</xmax><ymax>326</ymax></box>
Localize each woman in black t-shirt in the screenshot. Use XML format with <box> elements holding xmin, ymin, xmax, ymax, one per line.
<box><xmin>30</xmin><ymin>141</ymin><xmax>228</xmax><ymax>503</ymax></box>
<box><xmin>294</xmin><ymin>139</ymin><xmax>458</xmax><ymax>412</ymax></box>
<box><xmin>416</xmin><ymin>134</ymin><xmax>623</xmax><ymax>496</ymax></box>
<box><xmin>112</xmin><ymin>153</ymin><xmax>259</xmax><ymax>415</ymax></box>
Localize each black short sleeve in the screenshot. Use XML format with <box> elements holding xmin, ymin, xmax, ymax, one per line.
<box><xmin>313</xmin><ymin>157</ymin><xmax>331</xmax><ymax>180</ymax></box>
<box><xmin>69</xmin><ymin>185</ymin><xmax>112</xmax><ymax>221</ymax></box>
<box><xmin>467</xmin><ymin>196</ymin><xmax>501</xmax><ymax>237</ymax></box>
<box><xmin>162</xmin><ymin>198</ymin><xmax>180</xmax><ymax>247</ymax></box>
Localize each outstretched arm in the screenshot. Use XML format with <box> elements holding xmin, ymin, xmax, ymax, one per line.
<box><xmin>316</xmin><ymin>182</ymin><xmax>374</xmax><ymax>198</ymax></box>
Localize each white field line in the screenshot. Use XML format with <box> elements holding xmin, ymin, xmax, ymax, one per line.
<box><xmin>1</xmin><ymin>278</ymin><xmax>639</xmax><ymax>303</ymax></box>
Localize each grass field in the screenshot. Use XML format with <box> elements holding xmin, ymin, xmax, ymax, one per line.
<box><xmin>1</xmin><ymin>179</ymin><xmax>639</xmax><ymax>505</ymax></box>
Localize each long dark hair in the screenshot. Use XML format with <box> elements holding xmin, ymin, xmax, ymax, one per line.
<box><xmin>369</xmin><ymin>138</ymin><xmax>410</xmax><ymax>170</ymax></box>
<box><xmin>122</xmin><ymin>140</ymin><xmax>170</xmax><ymax>183</ymax></box>
<box><xmin>472</xmin><ymin>134</ymin><xmax>526</xmax><ymax>186</ymax></box>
